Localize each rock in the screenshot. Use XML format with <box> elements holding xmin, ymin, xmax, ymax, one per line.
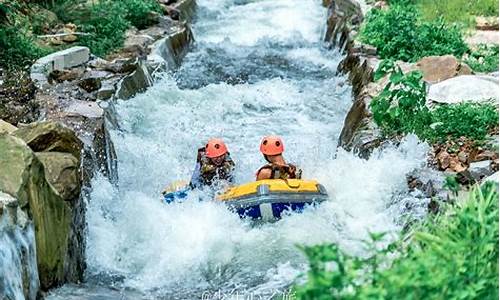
<box><xmin>161</xmin><ymin>5</ymin><xmax>181</xmax><ymax>20</ymax></box>
<box><xmin>466</xmin><ymin>31</ymin><xmax>499</xmax><ymax>46</ymax></box>
<box><xmin>64</xmin><ymin>100</ymin><xmax>104</xmax><ymax>119</ymax></box>
<box><xmin>31</xmin><ymin>47</ymin><xmax>90</xmax><ymax>78</ymax></box>
<box><xmin>123</xmin><ymin>28</ymin><xmax>155</xmax><ymax>56</ymax></box>
<box><xmin>0</xmin><ymin>134</ymin><xmax>72</xmax><ymax>289</ymax></box>
<box><xmin>104</xmin><ymin>58</ymin><xmax>139</xmax><ymax>74</ymax></box>
<box><xmin>416</xmin><ymin>55</ymin><xmax>472</xmax><ymax>84</ymax></box>
<box><xmin>427</xmin><ymin>75</ymin><xmax>499</xmax><ymax>104</ymax></box>
<box><xmin>373</xmin><ymin>1</ymin><xmax>388</xmax><ymax>9</ymax></box>
<box><xmin>87</xmin><ymin>57</ymin><xmax>110</xmax><ymax>69</ymax></box>
<box><xmin>115</xmin><ymin>59</ymin><xmax>154</xmax><ymax>100</ymax></box>
<box><xmin>48</xmin><ymin>68</ymin><xmax>84</xmax><ymax>83</ymax></box>
<box><xmin>35</xmin><ymin>152</ymin><xmax>80</xmax><ymax>201</ymax></box>
<box><xmin>437</xmin><ymin>150</ymin><xmax>451</xmax><ymax>170</ymax></box>
<box><xmin>171</xmin><ymin>0</ymin><xmax>197</xmax><ymax>21</ymax></box>
<box><xmin>62</xmin><ymin>34</ymin><xmax>78</xmax><ymax>43</ymax></box>
<box><xmin>481</xmin><ymin>171</ymin><xmax>498</xmax><ymax>185</ymax></box>
<box><xmin>97</xmin><ymin>81</ymin><xmax>116</xmax><ymax>100</ymax></box>
<box><xmin>0</xmin><ymin>119</ymin><xmax>17</xmax><ymax>134</ymax></box>
<box><xmin>13</xmin><ymin>121</ymin><xmax>83</xmax><ymax>161</ymax></box>
<box><xmin>148</xmin><ymin>20</ymin><xmax>193</xmax><ymax>68</ymax></box>
<box><xmin>476</xmin><ymin>16</ymin><xmax>499</xmax><ymax>31</ymax></box>
<box><xmin>159</xmin><ymin>0</ymin><xmax>176</xmax><ymax>5</ymax></box>
<box><xmin>468</xmin><ymin>160</ymin><xmax>494</xmax><ymax>181</ymax></box>
<box><xmin>78</xmin><ymin>76</ymin><xmax>102</xmax><ymax>93</ymax></box>
<box><xmin>61</xmin><ymin>24</ymin><xmax>78</xmax><ymax>43</ymax></box>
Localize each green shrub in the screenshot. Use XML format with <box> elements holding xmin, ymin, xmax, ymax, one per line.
<box><xmin>464</xmin><ymin>44</ymin><xmax>499</xmax><ymax>73</ymax></box>
<box><xmin>121</xmin><ymin>0</ymin><xmax>161</xmax><ymax>30</ymax></box>
<box><xmin>77</xmin><ymin>0</ymin><xmax>130</xmax><ymax>57</ymax></box>
<box><xmin>370</xmin><ymin>60</ymin><xmax>498</xmax><ymax>143</ymax></box>
<box><xmin>359</xmin><ymin>4</ymin><xmax>468</xmax><ymax>62</ymax></box>
<box><xmin>431</xmin><ymin>102</ymin><xmax>498</xmax><ymax>142</ymax></box>
<box><xmin>0</xmin><ymin>1</ymin><xmax>49</xmax><ymax>68</ymax></box>
<box><xmin>294</xmin><ymin>183</ymin><xmax>499</xmax><ymax>299</ymax></box>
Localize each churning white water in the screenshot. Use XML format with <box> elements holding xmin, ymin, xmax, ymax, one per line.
<box><xmin>0</xmin><ymin>208</ymin><xmax>39</xmax><ymax>300</ymax></box>
<box><xmin>49</xmin><ymin>0</ymin><xmax>431</xmax><ymax>299</ymax></box>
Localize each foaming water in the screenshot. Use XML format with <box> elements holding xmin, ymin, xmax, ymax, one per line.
<box><xmin>0</xmin><ymin>211</ymin><xmax>39</xmax><ymax>300</ymax></box>
<box><xmin>49</xmin><ymin>0</ymin><xmax>431</xmax><ymax>299</ymax></box>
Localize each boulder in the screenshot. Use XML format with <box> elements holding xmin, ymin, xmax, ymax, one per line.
<box><xmin>97</xmin><ymin>81</ymin><xmax>116</xmax><ymax>100</ymax></box>
<box><xmin>476</xmin><ymin>16</ymin><xmax>499</xmax><ymax>31</ymax></box>
<box><xmin>31</xmin><ymin>47</ymin><xmax>90</xmax><ymax>78</ymax></box>
<box><xmin>13</xmin><ymin>121</ymin><xmax>83</xmax><ymax>161</ymax></box>
<box><xmin>466</xmin><ymin>31</ymin><xmax>499</xmax><ymax>46</ymax></box>
<box><xmin>122</xmin><ymin>28</ymin><xmax>155</xmax><ymax>56</ymax></box>
<box><xmin>416</xmin><ymin>55</ymin><xmax>472</xmax><ymax>84</ymax></box>
<box><xmin>171</xmin><ymin>0</ymin><xmax>197</xmax><ymax>21</ymax></box>
<box><xmin>35</xmin><ymin>152</ymin><xmax>80</xmax><ymax>201</ymax></box>
<box><xmin>0</xmin><ymin>134</ymin><xmax>71</xmax><ymax>289</ymax></box>
<box><xmin>148</xmin><ymin>20</ymin><xmax>193</xmax><ymax>69</ymax></box>
<box><xmin>427</xmin><ymin>75</ymin><xmax>499</xmax><ymax>104</ymax></box>
<box><xmin>115</xmin><ymin>60</ymin><xmax>154</xmax><ymax>100</ymax></box>
<box><xmin>0</xmin><ymin>119</ymin><xmax>17</xmax><ymax>134</ymax></box>
<box><xmin>468</xmin><ymin>160</ymin><xmax>494</xmax><ymax>181</ymax></box>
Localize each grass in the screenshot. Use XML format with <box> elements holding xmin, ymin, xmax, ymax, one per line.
<box><xmin>294</xmin><ymin>182</ymin><xmax>499</xmax><ymax>299</ymax></box>
<box><xmin>359</xmin><ymin>4</ymin><xmax>468</xmax><ymax>62</ymax></box>
<box><xmin>464</xmin><ymin>44</ymin><xmax>500</xmax><ymax>73</ymax></box>
<box><xmin>418</xmin><ymin>0</ymin><xmax>499</xmax><ymax>26</ymax></box>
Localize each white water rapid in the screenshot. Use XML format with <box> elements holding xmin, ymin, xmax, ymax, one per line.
<box><xmin>48</xmin><ymin>0</ymin><xmax>432</xmax><ymax>299</ymax></box>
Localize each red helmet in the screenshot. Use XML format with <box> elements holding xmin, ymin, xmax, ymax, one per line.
<box><xmin>260</xmin><ymin>136</ymin><xmax>284</xmax><ymax>156</ymax></box>
<box><xmin>205</xmin><ymin>138</ymin><xmax>228</xmax><ymax>158</ymax></box>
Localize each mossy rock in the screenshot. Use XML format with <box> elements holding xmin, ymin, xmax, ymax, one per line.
<box><xmin>0</xmin><ymin>134</ymin><xmax>72</xmax><ymax>290</ymax></box>
<box><xmin>35</xmin><ymin>152</ymin><xmax>80</xmax><ymax>201</ymax></box>
<box><xmin>13</xmin><ymin>121</ymin><xmax>83</xmax><ymax>161</ymax></box>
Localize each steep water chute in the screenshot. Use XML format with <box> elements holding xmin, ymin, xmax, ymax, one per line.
<box><xmin>49</xmin><ymin>0</ymin><xmax>433</xmax><ymax>298</ymax></box>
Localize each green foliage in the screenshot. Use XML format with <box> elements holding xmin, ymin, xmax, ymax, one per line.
<box><xmin>120</xmin><ymin>0</ymin><xmax>161</xmax><ymax>30</ymax></box>
<box><xmin>418</xmin><ymin>0</ymin><xmax>499</xmax><ymax>26</ymax></box>
<box><xmin>370</xmin><ymin>60</ymin><xmax>498</xmax><ymax>143</ymax></box>
<box><xmin>359</xmin><ymin>4</ymin><xmax>468</xmax><ymax>62</ymax></box>
<box><xmin>370</xmin><ymin>60</ymin><xmax>432</xmax><ymax>137</ymax></box>
<box><xmin>464</xmin><ymin>44</ymin><xmax>499</xmax><ymax>73</ymax></box>
<box><xmin>0</xmin><ymin>1</ymin><xmax>49</xmax><ymax>68</ymax></box>
<box><xmin>77</xmin><ymin>0</ymin><xmax>130</xmax><ymax>57</ymax></box>
<box><xmin>294</xmin><ymin>183</ymin><xmax>499</xmax><ymax>299</ymax></box>
<box><xmin>443</xmin><ymin>175</ymin><xmax>460</xmax><ymax>196</ymax></box>
<box><xmin>431</xmin><ymin>102</ymin><xmax>498</xmax><ymax>142</ymax></box>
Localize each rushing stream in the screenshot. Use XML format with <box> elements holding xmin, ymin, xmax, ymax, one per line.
<box><xmin>48</xmin><ymin>0</ymin><xmax>432</xmax><ymax>299</ymax></box>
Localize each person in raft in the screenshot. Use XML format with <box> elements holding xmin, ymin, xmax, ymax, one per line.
<box><xmin>190</xmin><ymin>138</ymin><xmax>236</xmax><ymax>188</ymax></box>
<box><xmin>255</xmin><ymin>136</ymin><xmax>302</xmax><ymax>181</ymax></box>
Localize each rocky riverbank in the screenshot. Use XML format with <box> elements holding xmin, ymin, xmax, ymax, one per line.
<box><xmin>325</xmin><ymin>0</ymin><xmax>499</xmax><ymax>204</ymax></box>
<box><xmin>0</xmin><ymin>0</ymin><xmax>195</xmax><ymax>298</ymax></box>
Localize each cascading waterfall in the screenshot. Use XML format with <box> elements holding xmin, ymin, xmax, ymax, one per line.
<box><xmin>0</xmin><ymin>206</ymin><xmax>39</xmax><ymax>300</ymax></box>
<box><xmin>48</xmin><ymin>0</ymin><xmax>434</xmax><ymax>299</ymax></box>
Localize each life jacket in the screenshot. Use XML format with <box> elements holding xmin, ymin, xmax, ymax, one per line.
<box><xmin>256</xmin><ymin>163</ymin><xmax>302</xmax><ymax>180</ymax></box>
<box><xmin>198</xmin><ymin>154</ymin><xmax>235</xmax><ymax>186</ymax></box>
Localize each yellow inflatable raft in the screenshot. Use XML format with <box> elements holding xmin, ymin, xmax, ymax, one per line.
<box><xmin>162</xmin><ymin>179</ymin><xmax>328</xmax><ymax>220</ymax></box>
